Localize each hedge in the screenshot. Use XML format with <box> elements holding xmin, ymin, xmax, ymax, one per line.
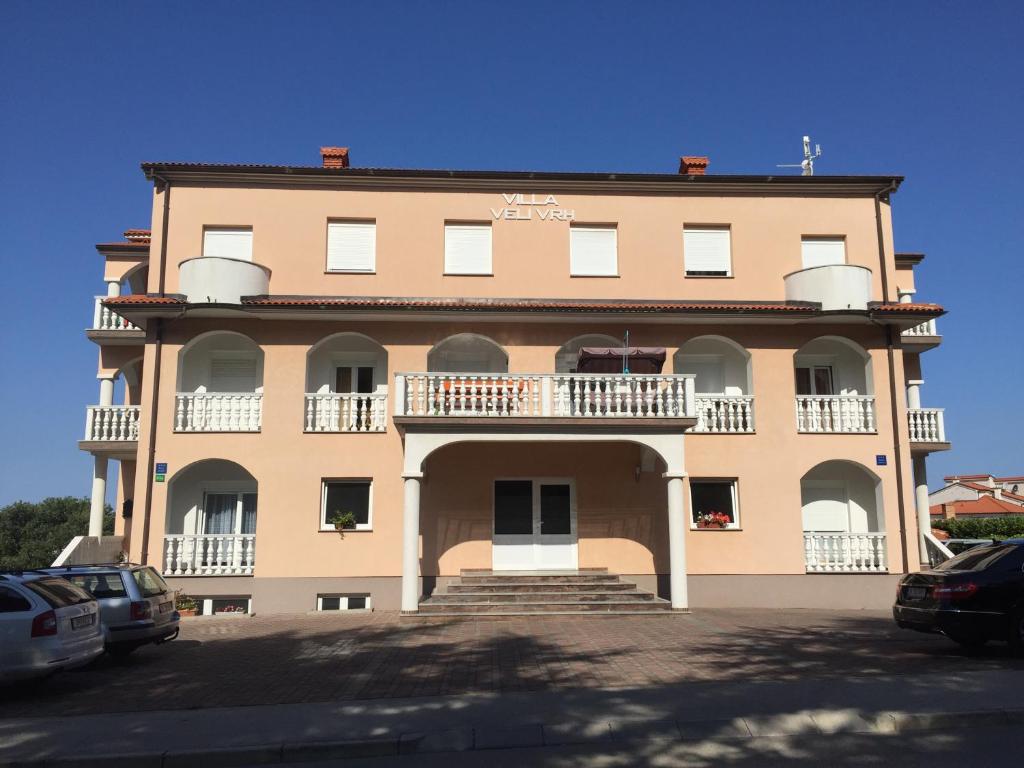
<box><xmin>931</xmin><ymin>516</ymin><xmax>1024</xmax><ymax>540</ymax></box>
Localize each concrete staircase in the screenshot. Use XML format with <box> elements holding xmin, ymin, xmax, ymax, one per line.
<box><xmin>414</xmin><ymin>569</ymin><xmax>673</xmax><ymax>616</ymax></box>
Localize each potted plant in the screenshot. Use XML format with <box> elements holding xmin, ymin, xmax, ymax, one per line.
<box><xmin>175</xmin><ymin>594</ymin><xmax>198</xmax><ymax>617</ymax></box>
<box><xmin>695</xmin><ymin>511</ymin><xmax>732</xmax><ymax>530</ymax></box>
<box><xmin>328</xmin><ymin>511</ymin><xmax>357</xmax><ymax>536</ymax></box>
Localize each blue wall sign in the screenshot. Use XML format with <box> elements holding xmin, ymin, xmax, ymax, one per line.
<box><xmin>875</xmin><ymin>455</ymin><xmax>887</xmax><ymax>466</ymax></box>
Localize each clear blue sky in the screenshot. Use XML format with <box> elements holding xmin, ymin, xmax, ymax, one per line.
<box><xmin>1</xmin><ymin>1</ymin><xmax>1021</xmax><ymax>504</ymax></box>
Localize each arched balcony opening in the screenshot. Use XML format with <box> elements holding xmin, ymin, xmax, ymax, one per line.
<box><xmin>793</xmin><ymin>337</ymin><xmax>875</xmax><ymax>433</ymax></box>
<box><xmin>305</xmin><ymin>333</ymin><xmax>389</xmax><ymax>432</ymax></box>
<box><xmin>801</xmin><ymin>460</ymin><xmax>887</xmax><ymax>573</ymax></box>
<box><xmin>163</xmin><ymin>459</ymin><xmax>258</xmax><ymax>576</ymax></box>
<box><xmin>554</xmin><ymin>334</ymin><xmax>620</xmax><ymax>373</ymax></box>
<box><xmin>674</xmin><ymin>336</ymin><xmax>754</xmax><ymax>433</ymax></box>
<box><xmin>427</xmin><ymin>333</ymin><xmax>508</xmax><ymax>374</ymax></box>
<box><xmin>175</xmin><ymin>332</ymin><xmax>264</xmax><ymax>432</ymax></box>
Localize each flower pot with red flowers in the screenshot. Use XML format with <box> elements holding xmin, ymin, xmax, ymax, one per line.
<box><xmin>695</xmin><ymin>511</ymin><xmax>732</xmax><ymax>529</ymax></box>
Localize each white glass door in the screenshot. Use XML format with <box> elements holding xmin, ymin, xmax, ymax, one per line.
<box><xmin>492</xmin><ymin>479</ymin><xmax>577</xmax><ymax>571</ymax></box>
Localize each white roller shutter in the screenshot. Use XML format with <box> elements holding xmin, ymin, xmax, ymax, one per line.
<box><xmin>210</xmin><ymin>357</ymin><xmax>258</xmax><ymax>392</ymax></box>
<box><xmin>801</xmin><ymin>238</ymin><xmax>846</xmax><ymax>268</ymax></box>
<box><xmin>203</xmin><ymin>229</ymin><xmax>253</xmax><ymax>261</ymax></box>
<box><xmin>684</xmin><ymin>228</ymin><xmax>731</xmax><ymax>276</ymax></box>
<box><xmin>570</xmin><ymin>227</ymin><xmax>617</xmax><ymax>276</ymax></box>
<box><xmin>327</xmin><ymin>221</ymin><xmax>376</xmax><ymax>272</ymax></box>
<box><xmin>444</xmin><ymin>224</ymin><xmax>492</xmax><ymax>274</ymax></box>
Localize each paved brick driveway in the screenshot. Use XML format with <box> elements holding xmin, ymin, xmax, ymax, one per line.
<box><xmin>3</xmin><ymin>609</ymin><xmax>1021</xmax><ymax>717</ymax></box>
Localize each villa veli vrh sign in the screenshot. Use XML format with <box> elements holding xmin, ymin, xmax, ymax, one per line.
<box><xmin>490</xmin><ymin>193</ymin><xmax>575</xmax><ymax>221</ymax></box>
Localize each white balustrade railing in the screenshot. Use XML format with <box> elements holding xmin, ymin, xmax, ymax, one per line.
<box><xmin>902</xmin><ymin>319</ymin><xmax>938</xmax><ymax>337</ymax></box>
<box><xmin>394</xmin><ymin>373</ymin><xmax>695</xmax><ymax>419</ymax></box>
<box><xmin>304</xmin><ymin>393</ymin><xmax>387</xmax><ymax>432</ymax></box>
<box><xmin>795</xmin><ymin>395</ymin><xmax>876</xmax><ymax>433</ymax></box>
<box><xmin>84</xmin><ymin>405</ymin><xmax>140</xmax><ymax>441</ymax></box>
<box><xmin>693</xmin><ymin>395</ymin><xmax>754</xmax><ymax>433</ymax></box>
<box><xmin>92</xmin><ymin>296</ymin><xmax>140</xmax><ymax>331</ymax></box>
<box><xmin>163</xmin><ymin>534</ymin><xmax>255</xmax><ymax>576</ymax></box>
<box><xmin>804</xmin><ymin>532</ymin><xmax>888</xmax><ymax>573</ymax></box>
<box><xmin>174</xmin><ymin>392</ymin><xmax>262</xmax><ymax>432</ymax></box>
<box><xmin>908</xmin><ymin>407</ymin><xmax>946</xmax><ymax>443</ymax></box>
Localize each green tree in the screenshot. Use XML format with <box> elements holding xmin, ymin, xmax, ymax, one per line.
<box><xmin>0</xmin><ymin>497</ymin><xmax>114</xmax><ymax>570</ymax></box>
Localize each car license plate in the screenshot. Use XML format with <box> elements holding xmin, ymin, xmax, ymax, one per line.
<box><xmin>72</xmin><ymin>614</ymin><xmax>95</xmax><ymax>630</ymax></box>
<box><xmin>159</xmin><ymin>601</ymin><xmax>173</xmax><ymax>614</ymax></box>
<box><xmin>906</xmin><ymin>587</ymin><xmax>927</xmax><ymax>600</ymax></box>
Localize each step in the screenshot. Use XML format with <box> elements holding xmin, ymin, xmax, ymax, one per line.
<box><xmin>458</xmin><ymin>573</ymin><xmax>622</xmax><ymax>585</ymax></box>
<box><xmin>425</xmin><ymin>591</ymin><xmax>658</xmax><ymax>604</ymax></box>
<box><xmin>417</xmin><ymin>599</ymin><xmax>672</xmax><ymax>614</ymax></box>
<box><xmin>406</xmin><ymin>610</ymin><xmax>681</xmax><ymax>618</ymax></box>
<box><xmin>447</xmin><ymin>581</ymin><xmax>637</xmax><ymax>593</ymax></box>
<box><xmin>461</xmin><ymin>568</ymin><xmax>609</xmax><ymax>576</ymax></box>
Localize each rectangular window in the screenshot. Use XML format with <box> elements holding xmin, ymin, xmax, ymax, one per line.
<box><xmin>321</xmin><ymin>480</ymin><xmax>372</xmax><ymax>531</ymax></box>
<box><xmin>684</xmin><ymin>227</ymin><xmax>732</xmax><ymax>276</ymax></box>
<box><xmin>203</xmin><ymin>228</ymin><xmax>253</xmax><ymax>261</ymax></box>
<box><xmin>444</xmin><ymin>223</ymin><xmax>492</xmax><ymax>275</ymax></box>
<box><xmin>317</xmin><ymin>595</ymin><xmax>372</xmax><ymax>611</ymax></box>
<box><xmin>690</xmin><ymin>480</ymin><xmax>739</xmax><ymax>529</ymax></box>
<box><xmin>570</xmin><ymin>226</ymin><xmax>617</xmax><ymax>276</ymax></box>
<box><xmin>327</xmin><ymin>221</ymin><xmax>376</xmax><ymax>272</ymax></box>
<box><xmin>801</xmin><ymin>237</ymin><xmax>846</xmax><ymax>268</ymax></box>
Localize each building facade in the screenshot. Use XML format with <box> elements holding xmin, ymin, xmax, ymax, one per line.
<box><xmin>76</xmin><ymin>148</ymin><xmax>950</xmax><ymax>614</ymax></box>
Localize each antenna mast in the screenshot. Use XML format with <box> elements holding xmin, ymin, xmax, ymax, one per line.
<box><xmin>777</xmin><ymin>135</ymin><xmax>822</xmax><ymax>176</ymax></box>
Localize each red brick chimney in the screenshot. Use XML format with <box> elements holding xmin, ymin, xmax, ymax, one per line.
<box><xmin>679</xmin><ymin>156</ymin><xmax>709</xmax><ymax>176</ymax></box>
<box><xmin>320</xmin><ymin>147</ymin><xmax>350</xmax><ymax>169</ymax></box>
<box><xmin>942</xmin><ymin>503</ymin><xmax>957</xmax><ymax>520</ymax></box>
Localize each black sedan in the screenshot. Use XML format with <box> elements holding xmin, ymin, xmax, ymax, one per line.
<box><xmin>894</xmin><ymin>538</ymin><xmax>1024</xmax><ymax>651</ymax></box>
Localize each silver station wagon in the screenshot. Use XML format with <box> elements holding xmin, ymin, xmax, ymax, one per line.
<box><xmin>42</xmin><ymin>564</ymin><xmax>179</xmax><ymax>656</ymax></box>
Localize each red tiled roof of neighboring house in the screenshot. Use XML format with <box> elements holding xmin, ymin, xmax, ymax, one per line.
<box><xmin>996</xmin><ymin>475</ymin><xmax>1024</xmax><ymax>483</ymax></box>
<box><xmin>929</xmin><ymin>497</ymin><xmax>1024</xmax><ymax>516</ymax></box>
<box><xmin>944</xmin><ymin>474</ymin><xmax>992</xmax><ymax>482</ymax></box>
<box><xmin>958</xmin><ymin>481</ymin><xmax>1024</xmax><ymax>502</ymax></box>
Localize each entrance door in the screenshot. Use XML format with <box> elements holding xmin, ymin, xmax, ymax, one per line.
<box><xmin>492</xmin><ymin>479</ymin><xmax>577</xmax><ymax>571</ymax></box>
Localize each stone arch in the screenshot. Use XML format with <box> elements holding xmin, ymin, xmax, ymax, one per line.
<box><xmin>427</xmin><ymin>333</ymin><xmax>508</xmax><ymax>373</ymax></box>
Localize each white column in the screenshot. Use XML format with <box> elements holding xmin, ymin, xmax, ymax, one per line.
<box><xmin>401</xmin><ymin>473</ymin><xmax>423</xmax><ymax>612</ymax></box>
<box><xmin>665</xmin><ymin>473</ymin><xmax>688</xmax><ymax>610</ymax></box>
<box><xmin>89</xmin><ymin>456</ymin><xmax>108</xmax><ymax>537</ymax></box>
<box><xmin>913</xmin><ymin>456</ymin><xmax>930</xmax><ymax>567</ymax></box>
<box><xmin>98</xmin><ymin>376</ymin><xmax>115</xmax><ymax>407</ymax></box>
<box><xmin>106</xmin><ymin>281</ymin><xmax>121</xmax><ymax>298</ymax></box>
<box><xmin>898</xmin><ymin>288</ymin><xmax>915</xmax><ymax>304</ymax></box>
<box><xmin>906</xmin><ymin>379</ymin><xmax>923</xmax><ymax>410</ymax></box>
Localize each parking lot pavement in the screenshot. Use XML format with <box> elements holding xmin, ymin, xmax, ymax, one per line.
<box><xmin>2</xmin><ymin>607</ymin><xmax>1022</xmax><ymax>719</ymax></box>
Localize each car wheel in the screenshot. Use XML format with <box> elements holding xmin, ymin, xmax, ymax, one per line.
<box><xmin>1010</xmin><ymin>610</ymin><xmax>1024</xmax><ymax>655</ymax></box>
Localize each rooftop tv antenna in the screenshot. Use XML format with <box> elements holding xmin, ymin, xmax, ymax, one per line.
<box><xmin>777</xmin><ymin>135</ymin><xmax>822</xmax><ymax>176</ymax></box>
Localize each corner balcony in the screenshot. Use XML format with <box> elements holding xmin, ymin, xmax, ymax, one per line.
<box><xmin>901</xmin><ymin>318</ymin><xmax>941</xmax><ymax>350</ymax></box>
<box><xmin>87</xmin><ymin>296</ymin><xmax>144</xmax><ymax>345</ymax></box>
<box><xmin>79</xmin><ymin>405</ymin><xmax>140</xmax><ymax>458</ymax></box>
<box><xmin>908</xmin><ymin>407</ymin><xmax>950</xmax><ymax>452</ymax></box>
<box><xmin>394</xmin><ymin>373</ymin><xmax>696</xmax><ymax>423</ymax></box>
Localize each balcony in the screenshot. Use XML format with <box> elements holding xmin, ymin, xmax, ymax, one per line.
<box><xmin>395</xmin><ymin>373</ymin><xmax>695</xmax><ymax>421</ymax></box>
<box><xmin>163</xmin><ymin>534</ymin><xmax>255</xmax><ymax>576</ymax></box>
<box><xmin>304</xmin><ymin>393</ymin><xmax>387</xmax><ymax>432</ymax></box>
<box><xmin>174</xmin><ymin>393</ymin><xmax>262</xmax><ymax>432</ymax></box>
<box><xmin>795</xmin><ymin>395</ymin><xmax>876</xmax><ymax>433</ymax></box>
<box><xmin>784</xmin><ymin>264</ymin><xmax>872</xmax><ymax>311</ymax></box>
<box><xmin>80</xmin><ymin>406</ymin><xmax>140</xmax><ymax>459</ymax></box>
<box><xmin>901</xmin><ymin>318</ymin><xmax>941</xmax><ymax>350</ymax></box>
<box><xmin>178</xmin><ymin>256</ymin><xmax>270</xmax><ymax>304</ymax></box>
<box><xmin>803</xmin><ymin>532</ymin><xmax>888</xmax><ymax>573</ymax></box>
<box><xmin>87</xmin><ymin>296</ymin><xmax>144</xmax><ymax>344</ymax></box>
<box><xmin>908</xmin><ymin>407</ymin><xmax>950</xmax><ymax>452</ymax></box>
<box><xmin>693</xmin><ymin>395</ymin><xmax>754</xmax><ymax>433</ymax></box>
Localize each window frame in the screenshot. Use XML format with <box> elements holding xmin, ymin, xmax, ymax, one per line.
<box><xmin>443</xmin><ymin>221</ymin><xmax>494</xmax><ymax>276</ymax></box>
<box><xmin>316</xmin><ymin>594</ymin><xmax>372</xmax><ymax>612</ymax></box>
<box><xmin>326</xmin><ymin>219</ymin><xmax>377</xmax><ymax>274</ymax></box>
<box><xmin>569</xmin><ymin>224</ymin><xmax>619</xmax><ymax>277</ymax></box>
<box><xmin>320</xmin><ymin>479</ymin><xmax>373</xmax><ymax>532</ymax></box>
<box><xmin>689</xmin><ymin>478</ymin><xmax>741</xmax><ymax>530</ymax></box>
<box><xmin>683</xmin><ymin>225</ymin><xmax>733</xmax><ymax>278</ymax></box>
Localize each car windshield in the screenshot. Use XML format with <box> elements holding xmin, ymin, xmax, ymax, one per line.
<box><xmin>934</xmin><ymin>543</ymin><xmax>1021</xmax><ymax>572</ymax></box>
<box><xmin>132</xmin><ymin>567</ymin><xmax>170</xmax><ymax>597</ymax></box>
<box><xmin>23</xmin><ymin>577</ymin><xmax>94</xmax><ymax>608</ymax></box>
<box><xmin>68</xmin><ymin>573</ymin><xmax>128</xmax><ymax>599</ymax></box>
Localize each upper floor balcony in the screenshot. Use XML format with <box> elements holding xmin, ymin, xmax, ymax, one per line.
<box><xmin>87</xmin><ymin>296</ymin><xmax>144</xmax><ymax>345</ymax></box>
<box><xmin>901</xmin><ymin>318</ymin><xmax>941</xmax><ymax>351</ymax></box>
<box><xmin>908</xmin><ymin>407</ymin><xmax>950</xmax><ymax>452</ymax></box>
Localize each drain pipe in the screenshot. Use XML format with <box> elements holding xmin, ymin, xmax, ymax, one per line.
<box><xmin>874</xmin><ymin>181</ymin><xmax>910</xmax><ymax>572</ymax></box>
<box><xmin>139</xmin><ymin>174</ymin><xmax>171</xmax><ymax>565</ymax></box>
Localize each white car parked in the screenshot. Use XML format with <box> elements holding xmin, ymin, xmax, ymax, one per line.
<box><xmin>0</xmin><ymin>572</ymin><xmax>105</xmax><ymax>682</ymax></box>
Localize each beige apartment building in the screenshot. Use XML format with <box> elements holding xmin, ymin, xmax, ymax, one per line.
<box><xmin>74</xmin><ymin>148</ymin><xmax>950</xmax><ymax>615</ymax></box>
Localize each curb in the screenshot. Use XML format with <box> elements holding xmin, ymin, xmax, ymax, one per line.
<box><xmin>2</xmin><ymin>708</ymin><xmax>1021</xmax><ymax>767</ymax></box>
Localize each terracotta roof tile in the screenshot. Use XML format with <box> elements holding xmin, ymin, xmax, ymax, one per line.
<box><xmin>105</xmin><ymin>295</ymin><xmax>183</xmax><ymax>305</ymax></box>
<box><xmin>929</xmin><ymin>497</ymin><xmax>1024</xmax><ymax>516</ymax></box>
